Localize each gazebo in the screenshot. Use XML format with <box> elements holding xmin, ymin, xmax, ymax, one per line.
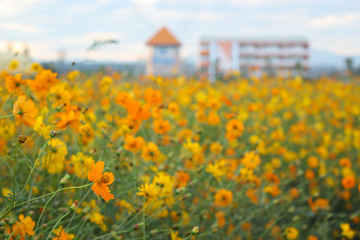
<box><xmin>146</xmin><ymin>27</ymin><xmax>181</xmax><ymax>76</ymax></box>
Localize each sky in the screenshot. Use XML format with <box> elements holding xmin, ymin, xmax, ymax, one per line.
<box><xmin>0</xmin><ymin>0</ymin><xmax>359</xmax><ymax>62</ymax></box>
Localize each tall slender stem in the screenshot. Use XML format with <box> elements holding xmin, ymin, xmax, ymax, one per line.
<box><xmin>16</xmin><ymin>139</ymin><xmax>50</xmax><ymax>202</ymax></box>
<box><xmin>143</xmin><ymin>198</ymin><xmax>146</xmax><ymax>240</ymax></box>
<box><xmin>32</xmin><ymin>187</ymin><xmax>61</xmax><ymax>239</ymax></box>
<box><xmin>0</xmin><ymin>143</ymin><xmax>20</xmax><ymax>221</ymax></box>
<box><xmin>45</xmin><ymin>211</ymin><xmax>70</xmax><ymax>240</ymax></box>
<box><xmin>14</xmin><ymin>183</ymin><xmax>92</xmax><ymax>208</ymax></box>
<box><xmin>0</xmin><ymin>92</ymin><xmax>13</xmax><ymax>115</ymax></box>
<box><xmin>0</xmin><ymin>113</ymin><xmax>15</xmax><ymax>119</ymax></box>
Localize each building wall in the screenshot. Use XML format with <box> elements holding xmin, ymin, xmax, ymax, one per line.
<box><xmin>146</xmin><ymin>45</ymin><xmax>180</xmax><ymax>76</ymax></box>
<box><xmin>200</xmin><ymin>38</ymin><xmax>309</xmax><ymax>80</ymax></box>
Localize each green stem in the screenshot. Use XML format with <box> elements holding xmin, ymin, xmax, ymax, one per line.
<box><xmin>143</xmin><ymin>198</ymin><xmax>146</xmax><ymax>240</ymax></box>
<box><xmin>93</xmin><ymin>229</ymin><xmax>133</xmax><ymax>240</ymax></box>
<box><xmin>32</xmin><ymin>187</ymin><xmax>61</xmax><ymax>239</ymax></box>
<box><xmin>65</xmin><ymin>188</ymin><xmax>92</xmax><ymax>229</ymax></box>
<box><xmin>0</xmin><ymin>113</ymin><xmax>15</xmax><ymax>119</ymax></box>
<box><xmin>0</xmin><ymin>92</ymin><xmax>13</xmax><ymax>115</ymax></box>
<box><xmin>14</xmin><ymin>183</ymin><xmax>92</xmax><ymax>208</ymax></box>
<box><xmin>182</xmin><ymin>233</ymin><xmax>193</xmax><ymax>240</ymax></box>
<box><xmin>16</xmin><ymin>139</ymin><xmax>50</xmax><ymax>202</ymax></box>
<box><xmin>0</xmin><ymin>143</ymin><xmax>20</xmax><ymax>221</ymax></box>
<box><xmin>71</xmin><ymin>129</ymin><xmax>80</xmax><ymax>152</ymax></box>
<box><xmin>120</xmin><ymin>194</ymin><xmax>175</xmax><ymax>231</ymax></box>
<box><xmin>45</xmin><ymin>211</ymin><xmax>70</xmax><ymax>240</ymax></box>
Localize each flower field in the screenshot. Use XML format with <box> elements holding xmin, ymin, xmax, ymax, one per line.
<box><xmin>0</xmin><ymin>67</ymin><xmax>360</xmax><ymax>240</ymax></box>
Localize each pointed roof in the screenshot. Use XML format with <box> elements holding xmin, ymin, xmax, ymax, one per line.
<box><xmin>147</xmin><ymin>27</ymin><xmax>181</xmax><ymax>46</ymax></box>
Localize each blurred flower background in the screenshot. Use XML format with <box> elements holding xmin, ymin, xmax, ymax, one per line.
<box><xmin>1</xmin><ymin>1</ymin><xmax>360</xmax><ymax>240</ymax></box>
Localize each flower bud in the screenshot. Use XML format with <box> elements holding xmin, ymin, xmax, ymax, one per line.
<box><xmin>182</xmin><ymin>193</ymin><xmax>192</xmax><ymax>199</ymax></box>
<box><xmin>17</xmin><ymin>135</ymin><xmax>27</xmax><ymax>144</ymax></box>
<box><xmin>49</xmin><ymin>130</ymin><xmax>57</xmax><ymax>138</ymax></box>
<box><xmin>70</xmin><ymin>200</ymin><xmax>79</xmax><ymax>211</ymax></box>
<box><xmin>150</xmin><ymin>229</ymin><xmax>158</xmax><ymax>236</ymax></box>
<box><xmin>175</xmin><ymin>187</ymin><xmax>186</xmax><ymax>195</ymax></box>
<box><xmin>37</xmin><ymin>233</ymin><xmax>44</xmax><ymax>239</ymax></box>
<box><xmin>211</xmin><ymin>225</ymin><xmax>218</xmax><ymax>233</ymax></box>
<box><xmin>133</xmin><ymin>224</ymin><xmax>140</xmax><ymax>231</ymax></box>
<box><xmin>192</xmin><ymin>226</ymin><xmax>199</xmax><ymax>234</ymax></box>
<box><xmin>60</xmin><ymin>174</ymin><xmax>70</xmax><ymax>185</ymax></box>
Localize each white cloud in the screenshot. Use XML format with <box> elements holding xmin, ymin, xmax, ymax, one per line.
<box><xmin>310</xmin><ymin>13</ymin><xmax>360</xmax><ymax>28</ymax></box>
<box><xmin>230</xmin><ymin>0</ymin><xmax>329</xmax><ymax>7</ymax></box>
<box><xmin>0</xmin><ymin>0</ymin><xmax>57</xmax><ymax>17</ymax></box>
<box><xmin>230</xmin><ymin>0</ymin><xmax>267</xmax><ymax>6</ymax></box>
<box><xmin>132</xmin><ymin>0</ymin><xmax>158</xmax><ymax>6</ymax></box>
<box><xmin>312</xmin><ymin>37</ymin><xmax>360</xmax><ymax>56</ymax></box>
<box><xmin>0</xmin><ymin>22</ymin><xmax>42</xmax><ymax>33</ymax></box>
<box><xmin>136</xmin><ymin>7</ymin><xmax>223</xmax><ymax>22</ymax></box>
<box><xmin>69</xmin><ymin>0</ymin><xmax>110</xmax><ymax>13</ymax></box>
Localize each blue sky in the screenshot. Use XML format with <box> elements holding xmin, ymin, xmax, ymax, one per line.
<box><xmin>0</xmin><ymin>0</ymin><xmax>359</xmax><ymax>62</ymax></box>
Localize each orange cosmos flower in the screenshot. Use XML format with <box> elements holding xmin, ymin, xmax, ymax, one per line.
<box><xmin>175</xmin><ymin>170</ymin><xmax>190</xmax><ymax>188</ymax></box>
<box><xmin>305</xmin><ymin>170</ymin><xmax>316</xmax><ymax>180</ymax></box>
<box><xmin>339</xmin><ymin>158</ymin><xmax>352</xmax><ymax>168</ymax></box>
<box><xmin>342</xmin><ymin>176</ymin><xmax>356</xmax><ymax>189</ymax></box>
<box><xmin>27</xmin><ymin>78</ymin><xmax>48</xmax><ymax>99</ymax></box>
<box><xmin>27</xmin><ymin>69</ymin><xmax>59</xmax><ymax>98</ymax></box>
<box><xmin>52</xmin><ymin>225</ymin><xmax>75</xmax><ymax>240</ymax></box>
<box><xmin>5</xmin><ymin>74</ymin><xmax>27</xmax><ymax>94</ymax></box>
<box><xmin>307</xmin><ymin>236</ymin><xmax>318</xmax><ymax>240</ymax></box>
<box><xmin>167</xmin><ymin>102</ymin><xmax>180</xmax><ymax>116</ymax></box>
<box><xmin>216</xmin><ymin>211</ymin><xmax>226</xmax><ymax>228</ymax></box>
<box><xmin>307</xmin><ymin>156</ymin><xmax>319</xmax><ymax>168</ymax></box>
<box><xmin>153</xmin><ymin>119</ymin><xmax>171</xmax><ymax>134</ymax></box>
<box><xmin>241</xmin><ymin>222</ymin><xmax>251</xmax><ymax>231</ymax></box>
<box><xmin>308</xmin><ymin>198</ymin><xmax>329</xmax><ymax>213</ymax></box>
<box><xmin>225</xmin><ymin>119</ymin><xmax>244</xmax><ymax>140</ymax></box>
<box><xmin>7</xmin><ymin>214</ymin><xmax>35</xmax><ymax>240</ymax></box>
<box><xmin>207</xmin><ymin>111</ymin><xmax>220</xmax><ymax>125</ymax></box>
<box><xmin>115</xmin><ymin>91</ymin><xmax>133</xmax><ymax>107</ymax></box>
<box><xmin>141</xmin><ymin>142</ymin><xmax>161</xmax><ymax>162</ymax></box>
<box><xmin>13</xmin><ymin>95</ymin><xmax>38</xmax><ymax>127</ymax></box>
<box><xmin>126</xmin><ymin>101</ymin><xmax>151</xmax><ymax>121</ymax></box>
<box><xmin>55</xmin><ymin>105</ymin><xmax>80</xmax><ymax>130</ymax></box>
<box><xmin>88</xmin><ymin>161</ymin><xmax>115</xmax><ymax>202</ymax></box>
<box><xmin>289</xmin><ymin>188</ymin><xmax>300</xmax><ymax>200</ymax></box>
<box><xmin>36</xmin><ymin>69</ymin><xmax>60</xmax><ymax>87</ymax></box>
<box><xmin>214</xmin><ymin>189</ymin><xmax>233</xmax><ymax>207</ymax></box>
<box><xmin>123</xmin><ymin>134</ymin><xmax>145</xmax><ymax>152</ymax></box>
<box><xmin>144</xmin><ymin>88</ymin><xmax>162</xmax><ymax>106</ymax></box>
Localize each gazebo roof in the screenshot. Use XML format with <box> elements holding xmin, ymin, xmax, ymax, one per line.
<box><xmin>147</xmin><ymin>27</ymin><xmax>180</xmax><ymax>46</ymax></box>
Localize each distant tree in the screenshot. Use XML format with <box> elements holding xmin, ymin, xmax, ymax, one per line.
<box><xmin>345</xmin><ymin>57</ymin><xmax>354</xmax><ymax>75</ymax></box>
<box><xmin>265</xmin><ymin>57</ymin><xmax>273</xmax><ymax>76</ymax></box>
<box><xmin>295</xmin><ymin>61</ymin><xmax>302</xmax><ymax>76</ymax></box>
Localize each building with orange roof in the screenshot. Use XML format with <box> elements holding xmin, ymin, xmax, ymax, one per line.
<box><xmin>146</xmin><ymin>27</ymin><xmax>181</xmax><ymax>76</ymax></box>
